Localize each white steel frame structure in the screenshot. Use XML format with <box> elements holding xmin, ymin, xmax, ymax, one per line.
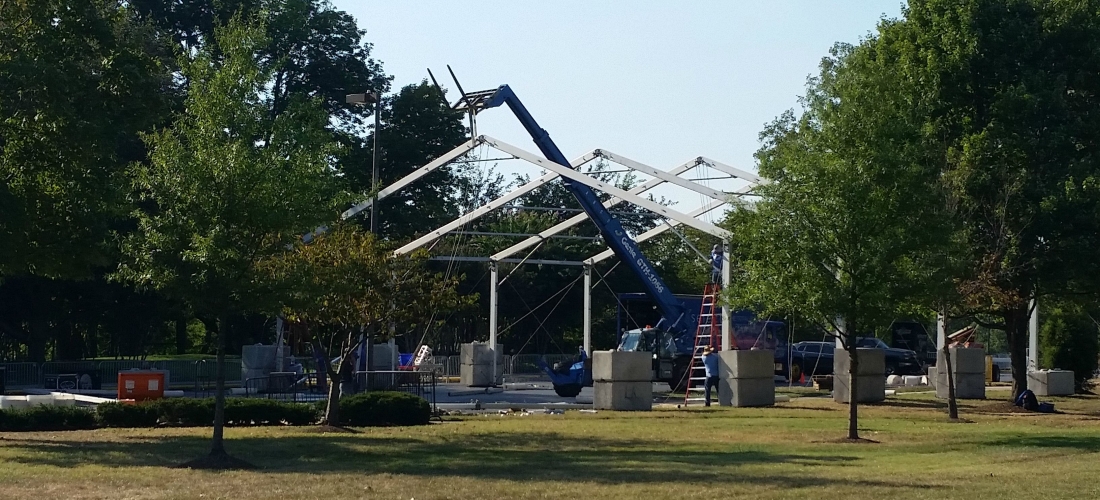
<box><xmin>351</xmin><ymin>135</ymin><xmax>760</xmax><ymax>373</ymax></box>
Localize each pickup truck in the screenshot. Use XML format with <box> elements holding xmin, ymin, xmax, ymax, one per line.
<box><xmin>783</xmin><ymin>339</ymin><xmax>924</xmax><ymax>380</ymax></box>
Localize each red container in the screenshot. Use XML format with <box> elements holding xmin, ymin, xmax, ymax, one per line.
<box><xmin>117</xmin><ymin>371</ymin><xmax>166</xmax><ymax>401</ymax></box>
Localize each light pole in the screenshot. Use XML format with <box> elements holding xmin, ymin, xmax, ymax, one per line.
<box><xmin>346</xmin><ymin>92</ymin><xmax>380</xmax><ymax>390</ymax></box>
<box><xmin>346</xmin><ymin>92</ymin><xmax>381</xmax><ymax>233</ymax></box>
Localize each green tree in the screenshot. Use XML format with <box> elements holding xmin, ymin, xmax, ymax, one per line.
<box><xmin>261</xmin><ymin>226</ymin><xmax>470</xmax><ymax>425</ymax></box>
<box><xmin>724</xmin><ymin>37</ymin><xmax>948</xmax><ymax>438</ymax></box>
<box><xmin>1040</xmin><ymin>301</ymin><xmax>1099</xmax><ymax>391</ymax></box>
<box><xmin>117</xmin><ymin>19</ymin><xmax>344</xmax><ymax>464</ymax></box>
<box><xmin>0</xmin><ymin>0</ymin><xmax>170</xmax><ymax>279</ymax></box>
<box><xmin>829</xmin><ymin>0</ymin><xmax>1100</xmax><ymax>399</ymax></box>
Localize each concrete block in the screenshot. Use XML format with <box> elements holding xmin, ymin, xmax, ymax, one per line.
<box><xmin>936</xmin><ymin>373</ymin><xmax>985</xmax><ymax>399</ymax></box>
<box><xmin>460</xmin><ymin>363</ymin><xmax>501</xmax><ymax>387</ymax></box>
<box><xmin>1028</xmin><ymin>370</ymin><xmax>1074</xmax><ymax>396</ymax></box>
<box><xmin>460</xmin><ymin>342</ymin><xmax>502</xmax><ymax>366</ymax></box>
<box><xmin>372</xmin><ymin>344</ymin><xmax>398</xmax><ymax>371</ymax></box>
<box><xmin>718</xmin><ymin>349</ymin><xmax>774</xmax><ymax>379</ymax></box>
<box><xmin>833</xmin><ymin>348</ymin><xmax>886</xmax><ymax>376</ymax></box>
<box><xmin>593</xmin><ymin>381</ymin><xmax>652</xmax><ymax>411</ymax></box>
<box><xmin>833</xmin><ymin>374</ymin><xmax>886</xmax><ymax>403</ymax></box>
<box><xmin>592</xmin><ymin>351</ymin><xmax>652</xmax><ymax>382</ymax></box>
<box><xmin>936</xmin><ymin>347</ymin><xmax>985</xmax><ymax>375</ymax></box>
<box><xmin>718</xmin><ymin>378</ymin><xmax>775</xmax><ymax>407</ymax></box>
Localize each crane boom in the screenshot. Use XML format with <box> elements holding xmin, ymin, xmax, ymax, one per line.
<box><xmin>476</xmin><ymin>85</ymin><xmax>690</xmax><ymax>334</ymax></box>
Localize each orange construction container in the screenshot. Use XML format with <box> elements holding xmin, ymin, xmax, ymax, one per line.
<box><xmin>117</xmin><ymin>371</ymin><xmax>166</xmax><ymax>401</ymax></box>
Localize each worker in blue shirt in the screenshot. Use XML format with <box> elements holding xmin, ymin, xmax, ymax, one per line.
<box><xmin>710</xmin><ymin>244</ymin><xmax>723</xmax><ymax>284</ymax></box>
<box><xmin>702</xmin><ymin>345</ymin><xmax>720</xmax><ymax>406</ymax></box>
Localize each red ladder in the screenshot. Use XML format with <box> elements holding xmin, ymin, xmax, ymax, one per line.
<box><xmin>685</xmin><ymin>283</ymin><xmax>723</xmax><ymax>406</ymax></box>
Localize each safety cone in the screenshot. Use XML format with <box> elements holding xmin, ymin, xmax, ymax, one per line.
<box><xmin>799</xmin><ymin>372</ymin><xmax>806</xmax><ymax>385</ymax></box>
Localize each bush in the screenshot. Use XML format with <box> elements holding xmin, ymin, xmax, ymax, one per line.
<box><xmin>150</xmin><ymin>398</ymin><xmax>214</xmax><ymax>426</ymax></box>
<box><xmin>339</xmin><ymin>391</ymin><xmax>431</xmax><ymax>426</ymax></box>
<box><xmin>0</xmin><ymin>405</ymin><xmax>97</xmax><ymax>432</ymax></box>
<box><xmin>224</xmin><ymin>399</ymin><xmax>317</xmax><ymax>426</ymax></box>
<box><xmin>96</xmin><ymin>402</ymin><xmax>159</xmax><ymax>428</ymax></box>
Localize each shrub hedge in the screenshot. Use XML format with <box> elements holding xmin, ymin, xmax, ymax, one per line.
<box><xmin>339</xmin><ymin>391</ymin><xmax>431</xmax><ymax>426</ymax></box>
<box><xmin>3</xmin><ymin>392</ymin><xmax>428</xmax><ymax>431</ymax></box>
<box><xmin>0</xmin><ymin>405</ymin><xmax>97</xmax><ymax>431</ymax></box>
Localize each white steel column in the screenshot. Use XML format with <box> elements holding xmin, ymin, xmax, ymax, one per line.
<box><xmin>720</xmin><ymin>240</ymin><xmax>731</xmax><ymax>351</ymax></box>
<box><xmin>583</xmin><ymin>265</ymin><xmax>592</xmax><ymax>355</ymax></box>
<box><xmin>936</xmin><ymin>312</ymin><xmax>946</xmax><ymax>350</ymax></box>
<box><xmin>1028</xmin><ymin>298</ymin><xmax>1039</xmax><ymax>371</ymax></box>
<box><xmin>490</xmin><ymin>263</ymin><xmax>499</xmax><ymax>382</ymax></box>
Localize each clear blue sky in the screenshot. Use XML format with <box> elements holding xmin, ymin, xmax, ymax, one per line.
<box><xmin>334</xmin><ymin>1</ymin><xmax>904</xmax><ymax>211</ymax></box>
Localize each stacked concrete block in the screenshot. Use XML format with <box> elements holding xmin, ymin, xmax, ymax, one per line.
<box><xmin>936</xmin><ymin>347</ymin><xmax>986</xmax><ymax>399</ymax></box>
<box><xmin>460</xmin><ymin>342</ymin><xmax>502</xmax><ymax>387</ymax></box>
<box><xmin>1028</xmin><ymin>370</ymin><xmax>1074</xmax><ymax>396</ymax></box>
<box><xmin>592</xmin><ymin>350</ymin><xmax>652</xmax><ymax>411</ymax></box>
<box><xmin>833</xmin><ymin>348</ymin><xmax>886</xmax><ymax>403</ymax></box>
<box><xmin>717</xmin><ymin>349</ymin><xmax>775</xmax><ymax>407</ymax></box>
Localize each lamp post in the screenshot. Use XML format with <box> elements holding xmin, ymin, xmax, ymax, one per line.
<box><xmin>346</xmin><ymin>92</ymin><xmax>380</xmax><ymax>390</ymax></box>
<box><xmin>346</xmin><ymin>92</ymin><xmax>381</xmax><ymax>233</ymax></box>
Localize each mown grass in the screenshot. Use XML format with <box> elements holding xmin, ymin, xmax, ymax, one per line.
<box><xmin>2</xmin><ymin>393</ymin><xmax>1100</xmax><ymax>499</ymax></box>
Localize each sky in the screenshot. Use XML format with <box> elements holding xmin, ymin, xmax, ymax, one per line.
<box><xmin>334</xmin><ymin>1</ymin><xmax>905</xmax><ymax>215</ymax></box>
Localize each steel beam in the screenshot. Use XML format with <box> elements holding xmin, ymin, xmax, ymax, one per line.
<box><xmin>342</xmin><ymin>137</ymin><xmax>485</xmax><ymax>220</ymax></box>
<box><xmin>594</xmin><ymin>150</ymin><xmax>727</xmax><ymax>201</ymax></box>
<box><xmin>698</xmin><ymin>156</ymin><xmax>763</xmax><ymax>184</ymax></box>
<box><xmin>484</xmin><ymin>136</ymin><xmax>729</xmax><ymax>238</ymax></box>
<box><xmin>490</xmin><ymin>157</ymin><xmax>707</xmax><ymax>262</ymax></box>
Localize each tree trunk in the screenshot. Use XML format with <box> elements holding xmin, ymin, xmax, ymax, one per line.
<box><xmin>1006</xmin><ymin>306</ymin><xmax>1030</xmax><ymax>401</ymax></box>
<box><xmin>210</xmin><ymin>316</ymin><xmax>228</xmax><ymax>457</ymax></box>
<box><xmin>323</xmin><ymin>370</ymin><xmax>341</xmax><ymax>425</ymax></box>
<box><xmin>944</xmin><ymin>345</ymin><xmax>959</xmax><ymax>419</ymax></box>
<box><xmin>847</xmin><ymin>342</ymin><xmax>859</xmax><ymax>440</ymax></box>
<box><xmin>363</xmin><ymin>325</ymin><xmax>374</xmax><ymax>392</ymax></box>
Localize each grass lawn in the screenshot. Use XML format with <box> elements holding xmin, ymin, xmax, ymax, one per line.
<box><xmin>3</xmin><ymin>393</ymin><xmax>1100</xmax><ymax>500</ymax></box>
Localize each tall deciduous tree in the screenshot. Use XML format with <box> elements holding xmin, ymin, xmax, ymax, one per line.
<box><xmin>0</xmin><ymin>0</ymin><xmax>170</xmax><ymax>279</ymax></box>
<box><xmin>117</xmin><ymin>19</ymin><xmax>344</xmax><ymax>465</ymax></box>
<box><xmin>820</xmin><ymin>0</ymin><xmax>1100</xmax><ymax>399</ymax></box>
<box><xmin>724</xmin><ymin>39</ymin><xmax>949</xmax><ymax>438</ymax></box>
<box><xmin>261</xmin><ymin>226</ymin><xmax>471</xmax><ymax>426</ymax></box>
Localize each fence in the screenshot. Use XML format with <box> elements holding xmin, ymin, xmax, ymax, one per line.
<box><xmin>423</xmin><ymin>354</ymin><xmax>578</xmax><ymax>377</ymax></box>
<box><xmin>0</xmin><ymin>359</ymin><xmax>242</xmax><ymax>390</ymax></box>
<box><xmin>1</xmin><ymin>353</ymin><xmax>571</xmax><ymax>390</ymax></box>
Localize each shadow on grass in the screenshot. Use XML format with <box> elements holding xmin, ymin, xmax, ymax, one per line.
<box><xmin>985</xmin><ymin>435</ymin><xmax>1100</xmax><ymax>452</ymax></box>
<box><xmin>0</xmin><ymin>431</ymin><xmax>932</xmax><ymax>488</ymax></box>
<box><xmin>866</xmin><ymin>399</ymin><xmax>948</xmax><ymax>410</ymax></box>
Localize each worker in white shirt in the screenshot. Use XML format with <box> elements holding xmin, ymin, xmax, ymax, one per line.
<box><xmin>702</xmin><ymin>346</ymin><xmax>720</xmax><ymax>407</ymax></box>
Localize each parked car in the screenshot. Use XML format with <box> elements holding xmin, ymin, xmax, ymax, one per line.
<box><xmin>854</xmin><ymin>337</ymin><xmax>924</xmax><ymax>375</ymax></box>
<box><xmin>786</xmin><ymin>341</ymin><xmax>836</xmax><ymax>381</ymax></box>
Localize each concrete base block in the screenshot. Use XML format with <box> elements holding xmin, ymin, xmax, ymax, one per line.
<box><xmin>718</xmin><ymin>378</ymin><xmax>774</xmax><ymax>407</ymax></box>
<box><xmin>592</xmin><ymin>351</ymin><xmax>652</xmax><ymax>382</ymax></box>
<box><xmin>460</xmin><ymin>343</ymin><xmax>502</xmax><ymax>366</ymax></box>
<box><xmin>593</xmin><ymin>381</ymin><xmax>652</xmax><ymax>411</ymax></box>
<box><xmin>718</xmin><ymin>350</ymin><xmax>774</xmax><ymax>379</ymax></box>
<box><xmin>1029</xmin><ymin>370</ymin><xmax>1074</xmax><ymax>396</ymax></box>
<box><xmin>833</xmin><ymin>348</ymin><xmax>885</xmax><ymax>403</ymax></box>
<box><xmin>936</xmin><ymin>373</ymin><xmax>985</xmax><ymax>399</ymax></box>
<box><xmin>460</xmin><ymin>363</ymin><xmax>502</xmax><ymax>387</ymax></box>
<box><xmin>834</xmin><ymin>348</ymin><xmax>886</xmax><ymax>376</ymax></box>
<box><xmin>937</xmin><ymin>347</ymin><xmax>985</xmax><ymax>375</ymax></box>
<box><xmin>833</xmin><ymin>374</ymin><xmax>886</xmax><ymax>403</ymax></box>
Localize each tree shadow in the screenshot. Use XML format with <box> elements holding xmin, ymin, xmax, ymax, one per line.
<box><xmin>985</xmin><ymin>435</ymin><xmax>1100</xmax><ymax>452</ymax></box>
<box><xmin>0</xmin><ymin>431</ymin><xmax>932</xmax><ymax>489</ymax></box>
<box><xmin>866</xmin><ymin>399</ymin><xmax>948</xmax><ymax>410</ymax></box>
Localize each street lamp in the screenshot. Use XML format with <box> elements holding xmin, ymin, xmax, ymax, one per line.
<box><xmin>346</xmin><ymin>92</ymin><xmax>381</xmax><ymax>233</ymax></box>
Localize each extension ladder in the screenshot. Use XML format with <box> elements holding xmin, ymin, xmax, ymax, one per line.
<box><xmin>412</xmin><ymin>345</ymin><xmax>433</xmax><ymax>367</ymax></box>
<box><xmin>685</xmin><ymin>283</ymin><xmax>723</xmax><ymax>406</ymax></box>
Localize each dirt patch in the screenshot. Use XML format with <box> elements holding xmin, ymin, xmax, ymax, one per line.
<box><xmin>301</xmin><ymin>425</ymin><xmax>360</xmax><ymax>434</ymax></box>
<box><xmin>973</xmin><ymin>402</ymin><xmax>1043</xmax><ymax>414</ymax></box>
<box><xmin>175</xmin><ymin>453</ymin><xmax>257</xmax><ymax>470</ymax></box>
<box><xmin>813</xmin><ymin>437</ymin><xmax>880</xmax><ymax>444</ymax></box>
